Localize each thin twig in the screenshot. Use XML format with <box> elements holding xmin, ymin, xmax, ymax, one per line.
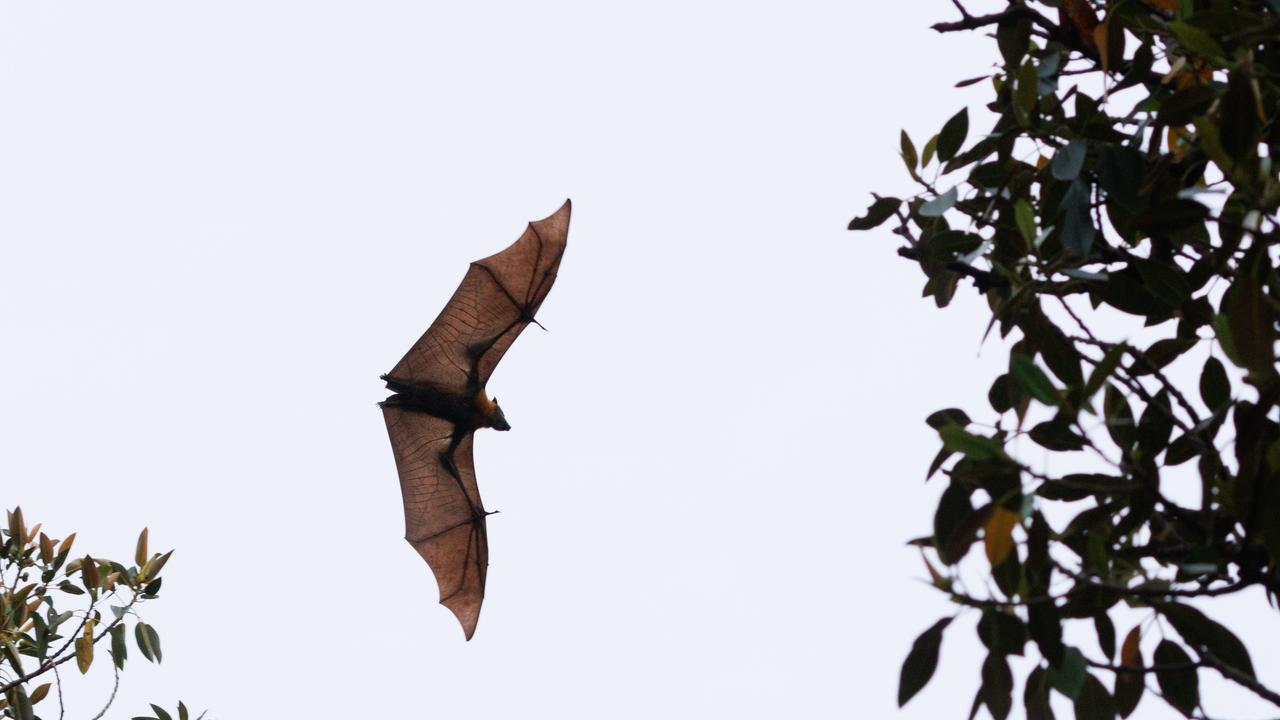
<box><xmin>87</xmin><ymin>664</ymin><xmax>120</xmax><ymax>720</ymax></box>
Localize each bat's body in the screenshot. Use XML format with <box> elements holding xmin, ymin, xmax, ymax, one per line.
<box><xmin>380</xmin><ymin>201</ymin><xmax>570</xmax><ymax>640</ymax></box>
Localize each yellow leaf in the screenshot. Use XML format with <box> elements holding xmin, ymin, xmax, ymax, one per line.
<box><xmin>75</xmin><ymin>620</ymin><xmax>95</xmax><ymax>674</ymax></box>
<box><xmin>135</xmin><ymin>528</ymin><xmax>149</xmax><ymax>568</ymax></box>
<box><xmin>58</xmin><ymin>532</ymin><xmax>76</xmax><ymax>556</ymax></box>
<box><xmin>29</xmin><ymin>683</ymin><xmax>50</xmax><ymax>705</ymax></box>
<box><xmin>984</xmin><ymin>506</ymin><xmax>1019</xmax><ymax>567</ymax></box>
<box><xmin>38</xmin><ymin>533</ymin><xmax>53</xmax><ymax>563</ymax></box>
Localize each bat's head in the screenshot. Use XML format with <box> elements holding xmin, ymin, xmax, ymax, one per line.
<box><xmin>488</xmin><ymin>397</ymin><xmax>512</xmax><ymax>432</ymax></box>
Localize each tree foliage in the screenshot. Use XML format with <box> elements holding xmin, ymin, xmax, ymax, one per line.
<box><xmin>0</xmin><ymin>507</ymin><xmax>194</xmax><ymax>720</ymax></box>
<box><xmin>851</xmin><ymin>1</ymin><xmax>1280</xmax><ymax>717</ymax></box>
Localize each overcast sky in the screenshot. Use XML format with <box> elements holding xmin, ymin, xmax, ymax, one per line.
<box><xmin>1</xmin><ymin>1</ymin><xmax>1276</xmax><ymax>718</ymax></box>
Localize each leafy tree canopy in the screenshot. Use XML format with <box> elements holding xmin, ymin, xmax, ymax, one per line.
<box><xmin>852</xmin><ymin>1</ymin><xmax>1280</xmax><ymax>717</ymax></box>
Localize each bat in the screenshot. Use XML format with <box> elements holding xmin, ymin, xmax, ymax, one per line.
<box><xmin>379</xmin><ymin>200</ymin><xmax>570</xmax><ymax>640</ymax></box>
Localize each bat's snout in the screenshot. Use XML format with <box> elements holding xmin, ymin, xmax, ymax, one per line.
<box><xmin>490</xmin><ymin>402</ymin><xmax>512</xmax><ymax>431</ymax></box>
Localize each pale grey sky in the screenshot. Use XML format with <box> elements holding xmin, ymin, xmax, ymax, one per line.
<box><xmin>0</xmin><ymin>1</ymin><xmax>1276</xmax><ymax>718</ymax></box>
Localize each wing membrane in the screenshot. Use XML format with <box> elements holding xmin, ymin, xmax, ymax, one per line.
<box><xmin>389</xmin><ymin>200</ymin><xmax>570</xmax><ymax>390</ymax></box>
<box><xmin>382</xmin><ymin>406</ymin><xmax>488</xmax><ymax>639</ymax></box>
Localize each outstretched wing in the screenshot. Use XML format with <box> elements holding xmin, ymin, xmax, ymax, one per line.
<box><xmin>388</xmin><ymin>200</ymin><xmax>571</xmax><ymax>392</ymax></box>
<box><xmin>382</xmin><ymin>406</ymin><xmax>489</xmax><ymax>639</ymax></box>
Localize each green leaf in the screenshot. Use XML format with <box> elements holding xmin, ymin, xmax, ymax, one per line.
<box><xmin>1015</xmin><ymin>60</ymin><xmax>1039</xmax><ymax>125</ymax></box>
<box><xmin>151</xmin><ymin>705</ymin><xmax>174</xmax><ymax>720</ymax></box>
<box><xmin>997</xmin><ymin>16</ymin><xmax>1031</xmax><ymax>66</ymax></box>
<box><xmin>849</xmin><ymin>195</ymin><xmax>902</xmax><ymax>231</ymax></box>
<box><xmin>1011</xmin><ymin>353</ymin><xmax>1059</xmax><ymax>406</ymax></box>
<box><xmin>1153</xmin><ymin>640</ymin><xmax>1198</xmax><ymax>716</ymax></box>
<box><xmin>1222</xmin><ymin>252</ymin><xmax>1276</xmax><ymax>378</ymax></box>
<box><xmin>937</xmin><ymin>108</ymin><xmax>970</xmax><ymax>162</ymax></box>
<box><xmin>179</xmin><ymin>702</ymin><xmax>190</xmax><ymax>720</ymax></box>
<box><xmin>939</xmin><ymin>425</ymin><xmax>1005</xmax><ymax>461</ymax></box>
<box><xmin>922</xmin><ymin>134</ymin><xmax>938</xmax><ymax>167</ymax></box>
<box><xmin>1199</xmin><ymin>356</ymin><xmax>1230</xmax><ymax>410</ymax></box>
<box><xmin>898</xmin><ymin>617</ymin><xmax>952</xmax><ymax>706</ymax></box>
<box><xmin>1170</xmin><ymin>20</ymin><xmax>1226</xmax><ymax>59</ymax></box>
<box><xmin>1074</xmin><ymin>674</ymin><xmax>1117</xmax><ymax>720</ymax></box>
<box><xmin>1047</xmin><ymin>646</ymin><xmax>1087</xmax><ymax>699</ymax></box>
<box><xmin>110</xmin><ymin>624</ymin><xmax>128</xmax><ymax>670</ymax></box>
<box><xmin>901</xmin><ymin>130</ymin><xmax>919</xmax><ymax>172</ymax></box>
<box><xmin>1051</xmin><ymin>140</ymin><xmax>1087</xmax><ymax>181</ymax></box>
<box><xmin>1014</xmin><ymin>199</ymin><xmax>1037</xmax><ymax>246</ymax></box>
<box><xmin>136</xmin><ymin>622</ymin><xmax>156</xmax><ymax>662</ymax></box>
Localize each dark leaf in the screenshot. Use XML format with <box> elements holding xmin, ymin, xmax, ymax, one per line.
<box><xmin>997</xmin><ymin>16</ymin><xmax>1032</xmax><ymax>66</ymax></box>
<box><xmin>979</xmin><ymin>610</ymin><xmax>1028</xmax><ymax>657</ymax></box>
<box><xmin>899</xmin><ymin>617</ymin><xmax>952</xmax><ymax>706</ymax></box>
<box><xmin>1029</xmin><ymin>603</ymin><xmax>1065</xmax><ymax>667</ymax></box>
<box><xmin>1093</xmin><ymin>613</ymin><xmax>1116</xmax><ymax>662</ymax></box>
<box><xmin>1060</xmin><ymin>179</ymin><xmax>1095</xmax><ymax>256</ymax></box>
<box><xmin>1159</xmin><ymin>603</ymin><xmax>1254</xmax><ymax>680</ymax></box>
<box><xmin>1199</xmin><ymin>356</ymin><xmax>1231</xmax><ymax>410</ymax></box>
<box><xmin>1097</xmin><ymin>145</ymin><xmax>1144</xmax><ymax>212</ymax></box>
<box><xmin>926</xmin><ymin>408</ymin><xmax>972</xmax><ymax>429</ymax></box>
<box><xmin>1115</xmin><ymin>626</ymin><xmax>1144</xmax><ymax>718</ymax></box>
<box><xmin>1074</xmin><ymin>674</ymin><xmax>1118</xmax><ymax>720</ymax></box>
<box><xmin>1131</xmin><ymin>259</ymin><xmax>1192</xmax><ymax>310</ymax></box>
<box><xmin>982</xmin><ymin>653</ymin><xmax>1014</xmax><ymax>720</ymax></box>
<box><xmin>1131</xmin><ymin>199</ymin><xmax>1209</xmax><ymax>236</ymax></box>
<box><xmin>1157</xmin><ymin>84</ymin><xmax>1217</xmax><ymax>126</ymax></box>
<box><xmin>934</xmin><ymin>483</ymin><xmax>972</xmax><ymax>558</ymax></box>
<box><xmin>1137</xmin><ymin>390</ymin><xmax>1174</xmax><ymax>456</ymax></box>
<box><xmin>1051</xmin><ymin>140</ymin><xmax>1087</xmax><ymax>181</ymax></box>
<box><xmin>1030</xmin><ymin>420</ymin><xmax>1087</xmax><ymax>451</ymax></box>
<box><xmin>901</xmin><ymin>130</ymin><xmax>918</xmax><ymax>172</ymax></box>
<box><xmin>110</xmin><ymin>624</ymin><xmax>127</xmax><ymax>670</ymax></box>
<box><xmin>937</xmin><ymin>108</ymin><xmax>970</xmax><ymax>162</ymax></box>
<box><xmin>1129</xmin><ymin>338</ymin><xmax>1194</xmax><ymax>377</ymax></box>
<box><xmin>1025</xmin><ymin>666</ymin><xmax>1056</xmax><ymax>720</ymax></box>
<box><xmin>1152</xmin><ymin>640</ymin><xmax>1198</xmax><ymax>716</ymax></box>
<box><xmin>1103</xmin><ymin>384</ymin><xmax>1136</xmax><ymax>451</ymax></box>
<box><xmin>849</xmin><ymin>195</ymin><xmax>902</xmax><ymax>231</ymax></box>
<box><xmin>1220</xmin><ymin>70</ymin><xmax>1260</xmax><ymax>164</ymax></box>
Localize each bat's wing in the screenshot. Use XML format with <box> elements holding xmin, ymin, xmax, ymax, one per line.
<box><xmin>382</xmin><ymin>407</ymin><xmax>489</xmax><ymax>639</ymax></box>
<box><xmin>388</xmin><ymin>199</ymin><xmax>571</xmax><ymax>391</ymax></box>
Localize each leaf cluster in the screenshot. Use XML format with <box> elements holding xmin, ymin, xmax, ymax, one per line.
<box><xmin>852</xmin><ymin>1</ymin><xmax>1280</xmax><ymax>717</ymax></box>
<box><xmin>0</xmin><ymin>507</ymin><xmax>182</xmax><ymax>720</ymax></box>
